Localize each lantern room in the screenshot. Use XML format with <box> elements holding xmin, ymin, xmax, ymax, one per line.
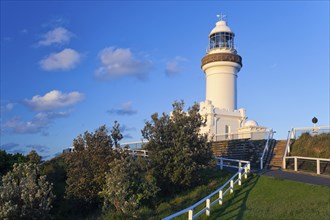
<box><xmin>208</xmin><ymin>20</ymin><xmax>235</xmax><ymax>51</ymax></box>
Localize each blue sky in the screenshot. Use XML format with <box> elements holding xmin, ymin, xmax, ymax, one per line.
<box><xmin>1</xmin><ymin>1</ymin><xmax>329</xmax><ymax>159</ymax></box>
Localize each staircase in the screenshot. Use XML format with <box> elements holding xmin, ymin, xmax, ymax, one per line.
<box><xmin>268</xmin><ymin>140</ymin><xmax>287</xmax><ymax>169</ymax></box>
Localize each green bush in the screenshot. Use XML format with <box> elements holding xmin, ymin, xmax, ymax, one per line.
<box><xmin>291</xmin><ymin>132</ymin><xmax>330</xmax><ymax>158</ymax></box>
<box><xmin>0</xmin><ymin>163</ymin><xmax>54</xmax><ymax>219</ymax></box>
<box><xmin>142</xmin><ymin>101</ymin><xmax>212</xmax><ymax>194</ymax></box>
<box><xmin>100</xmin><ymin>155</ymin><xmax>159</xmax><ymax>215</ymax></box>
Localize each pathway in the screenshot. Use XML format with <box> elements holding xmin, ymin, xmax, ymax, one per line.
<box><xmin>256</xmin><ymin>169</ymin><xmax>330</xmax><ymax>187</ymax></box>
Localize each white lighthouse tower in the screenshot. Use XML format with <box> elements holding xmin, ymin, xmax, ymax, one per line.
<box><xmin>200</xmin><ymin>15</ymin><xmax>267</xmax><ymax>140</ymax></box>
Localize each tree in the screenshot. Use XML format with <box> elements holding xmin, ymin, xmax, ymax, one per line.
<box><xmin>100</xmin><ymin>154</ymin><xmax>159</xmax><ymax>215</ymax></box>
<box><xmin>142</xmin><ymin>101</ymin><xmax>212</xmax><ymax>192</ymax></box>
<box><xmin>65</xmin><ymin>123</ymin><xmax>123</xmax><ymax>208</ymax></box>
<box><xmin>111</xmin><ymin>121</ymin><xmax>123</xmax><ymax>148</ymax></box>
<box><xmin>27</xmin><ymin>150</ymin><xmax>42</xmax><ymax>164</ymax></box>
<box><xmin>0</xmin><ymin>150</ymin><xmax>27</xmax><ymax>176</ymax></box>
<box><xmin>0</xmin><ymin>163</ymin><xmax>54</xmax><ymax>219</ymax></box>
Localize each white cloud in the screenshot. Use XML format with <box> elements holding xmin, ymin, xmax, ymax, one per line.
<box><xmin>95</xmin><ymin>47</ymin><xmax>153</xmax><ymax>80</ymax></box>
<box><xmin>1</xmin><ymin>111</ymin><xmax>69</xmax><ymax>135</ymax></box>
<box><xmin>0</xmin><ymin>103</ymin><xmax>14</xmax><ymax>112</ymax></box>
<box><xmin>39</xmin><ymin>48</ymin><xmax>81</xmax><ymax>71</ymax></box>
<box><xmin>165</xmin><ymin>56</ymin><xmax>187</xmax><ymax>76</ymax></box>
<box><xmin>38</xmin><ymin>27</ymin><xmax>74</xmax><ymax>46</ymax></box>
<box><xmin>107</xmin><ymin>101</ymin><xmax>138</xmax><ymax>115</ymax></box>
<box><xmin>24</xmin><ymin>90</ymin><xmax>84</xmax><ymax>111</ymax></box>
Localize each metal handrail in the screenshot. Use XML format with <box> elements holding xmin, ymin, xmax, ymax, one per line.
<box><xmin>282</xmin><ymin>130</ymin><xmax>293</xmax><ymax>169</ymax></box>
<box><xmin>163</xmin><ymin>158</ymin><xmax>250</xmax><ymax>220</ymax></box>
<box><xmin>292</xmin><ymin>126</ymin><xmax>330</xmax><ymax>139</ymax></box>
<box><xmin>259</xmin><ymin>129</ymin><xmax>276</xmax><ymax>169</ymax></box>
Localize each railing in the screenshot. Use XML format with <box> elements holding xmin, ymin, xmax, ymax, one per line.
<box><xmin>126</xmin><ymin>149</ymin><xmax>148</xmax><ymax>157</ymax></box>
<box><xmin>259</xmin><ymin>129</ymin><xmax>275</xmax><ymax>169</ymax></box>
<box><xmin>290</xmin><ymin>126</ymin><xmax>330</xmax><ymax>139</ymax></box>
<box><xmin>283</xmin><ymin>156</ymin><xmax>330</xmax><ymax>175</ymax></box>
<box><xmin>120</xmin><ymin>140</ymin><xmax>148</xmax><ymax>150</ymax></box>
<box><xmin>213</xmin><ymin>131</ymin><xmax>269</xmax><ymax>142</ymax></box>
<box><xmin>163</xmin><ymin>158</ymin><xmax>250</xmax><ymax>220</ymax></box>
<box><xmin>282</xmin><ymin>130</ymin><xmax>293</xmax><ymax>169</ymax></box>
<box><xmin>282</xmin><ymin>126</ymin><xmax>330</xmax><ymax>171</ymax></box>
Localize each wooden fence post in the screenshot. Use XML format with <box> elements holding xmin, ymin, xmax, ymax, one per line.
<box><xmin>188</xmin><ymin>210</ymin><xmax>193</xmax><ymax>220</ymax></box>
<box><xmin>206</xmin><ymin>198</ymin><xmax>210</xmax><ymax>216</ymax></box>
<box><xmin>238</xmin><ymin>172</ymin><xmax>242</xmax><ymax>186</ymax></box>
<box><xmin>219</xmin><ymin>190</ymin><xmax>223</xmax><ymax>205</ymax></box>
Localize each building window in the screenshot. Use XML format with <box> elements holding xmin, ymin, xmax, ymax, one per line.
<box><xmin>225</xmin><ymin>125</ymin><xmax>231</xmax><ymax>139</ymax></box>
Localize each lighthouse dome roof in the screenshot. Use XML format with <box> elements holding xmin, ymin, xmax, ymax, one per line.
<box><xmin>244</xmin><ymin>120</ymin><xmax>259</xmax><ymax>127</ymax></box>
<box><xmin>209</xmin><ymin>21</ymin><xmax>232</xmax><ymax>36</ymax></box>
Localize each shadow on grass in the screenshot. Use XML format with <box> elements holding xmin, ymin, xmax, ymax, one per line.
<box><xmin>206</xmin><ymin>174</ymin><xmax>260</xmax><ymax>220</ymax></box>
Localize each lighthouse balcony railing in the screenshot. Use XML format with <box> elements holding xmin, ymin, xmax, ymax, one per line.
<box><xmin>213</xmin><ymin>131</ymin><xmax>269</xmax><ymax>142</ymax></box>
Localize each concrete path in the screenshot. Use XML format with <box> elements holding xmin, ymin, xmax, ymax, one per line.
<box><xmin>255</xmin><ymin>169</ymin><xmax>330</xmax><ymax>187</ymax></box>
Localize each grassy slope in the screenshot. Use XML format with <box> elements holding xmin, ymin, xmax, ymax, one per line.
<box><xmin>289</xmin><ymin>133</ymin><xmax>330</xmax><ymax>174</ymax></box>
<box><xmin>291</xmin><ymin>133</ymin><xmax>330</xmax><ymax>158</ymax></box>
<box><xmin>159</xmin><ymin>174</ymin><xmax>330</xmax><ymax>220</ymax></box>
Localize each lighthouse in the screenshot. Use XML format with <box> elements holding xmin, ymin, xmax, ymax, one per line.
<box><xmin>199</xmin><ymin>15</ymin><xmax>268</xmax><ymax>140</ymax></box>
<box><xmin>202</xmin><ymin>15</ymin><xmax>242</xmax><ymax>112</ymax></box>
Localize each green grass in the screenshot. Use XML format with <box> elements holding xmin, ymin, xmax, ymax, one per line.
<box><xmin>150</xmin><ymin>168</ymin><xmax>233</xmax><ymax>219</ymax></box>
<box><xmin>158</xmin><ymin>174</ymin><xmax>330</xmax><ymax>220</ymax></box>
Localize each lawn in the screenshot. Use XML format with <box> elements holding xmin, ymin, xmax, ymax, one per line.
<box><xmin>158</xmin><ymin>173</ymin><xmax>330</xmax><ymax>220</ymax></box>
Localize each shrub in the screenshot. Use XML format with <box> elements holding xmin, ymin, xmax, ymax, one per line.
<box><xmin>142</xmin><ymin>101</ymin><xmax>212</xmax><ymax>193</ymax></box>
<box><xmin>291</xmin><ymin>132</ymin><xmax>330</xmax><ymax>158</ymax></box>
<box><xmin>100</xmin><ymin>154</ymin><xmax>159</xmax><ymax>216</ymax></box>
<box><xmin>0</xmin><ymin>163</ymin><xmax>54</xmax><ymax>219</ymax></box>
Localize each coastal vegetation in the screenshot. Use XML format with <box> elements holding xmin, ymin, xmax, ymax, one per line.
<box><xmin>291</xmin><ymin>132</ymin><xmax>330</xmax><ymax>158</ymax></box>
<box><xmin>1</xmin><ymin>103</ymin><xmax>329</xmax><ymax>219</ymax></box>
<box><xmin>1</xmin><ymin>101</ymin><xmax>213</xmax><ymax>219</ymax></box>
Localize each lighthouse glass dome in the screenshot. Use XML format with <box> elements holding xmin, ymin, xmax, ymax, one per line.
<box><xmin>209</xmin><ymin>32</ymin><xmax>235</xmax><ymax>50</ymax></box>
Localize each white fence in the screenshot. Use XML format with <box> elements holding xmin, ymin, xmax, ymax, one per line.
<box><xmin>283</xmin><ymin>156</ymin><xmax>330</xmax><ymax>175</ymax></box>
<box><xmin>120</xmin><ymin>140</ymin><xmax>148</xmax><ymax>150</ymax></box>
<box><xmin>163</xmin><ymin>158</ymin><xmax>250</xmax><ymax>220</ymax></box>
<box><xmin>289</xmin><ymin>126</ymin><xmax>330</xmax><ymax>140</ymax></box>
<box><xmin>125</xmin><ymin>149</ymin><xmax>149</xmax><ymax>157</ymax></box>
<box><xmin>213</xmin><ymin>131</ymin><xmax>269</xmax><ymax>142</ymax></box>
<box><xmin>282</xmin><ymin>126</ymin><xmax>330</xmax><ymax>174</ymax></box>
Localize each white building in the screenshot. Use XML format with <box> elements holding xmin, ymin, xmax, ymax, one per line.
<box><xmin>199</xmin><ymin>16</ymin><xmax>268</xmax><ymax>141</ymax></box>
